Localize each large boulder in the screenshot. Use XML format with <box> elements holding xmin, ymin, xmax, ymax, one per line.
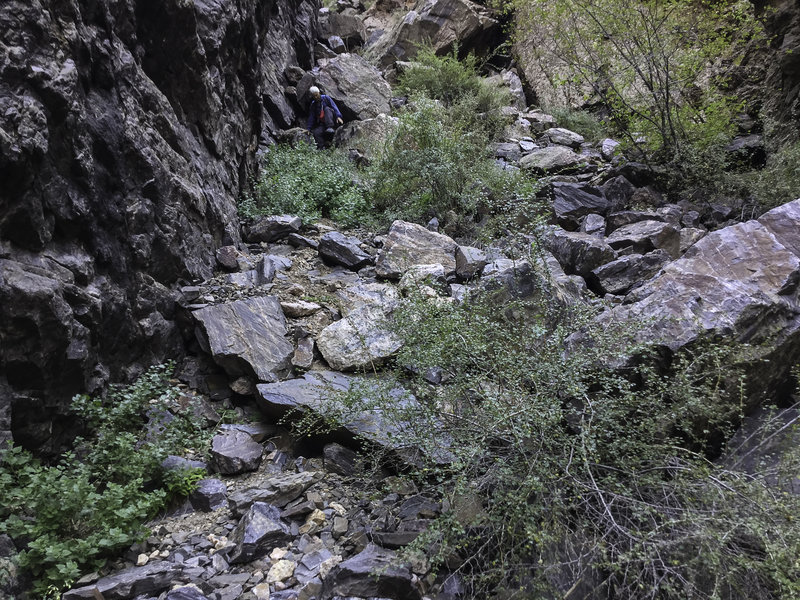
<box><xmin>519</xmin><ymin>145</ymin><xmax>583</xmax><ymax>173</ymax></box>
<box><xmin>544</xmin><ymin>228</ymin><xmax>617</xmax><ymax>276</ymax></box>
<box><xmin>605</xmin><ymin>220</ymin><xmax>680</xmax><ymax>258</ymax></box>
<box><xmin>551</xmin><ymin>182</ymin><xmax>611</xmax><ymax>229</ymax></box>
<box><xmin>316</xmin><ymin>304</ymin><xmax>402</xmax><ymax>371</ymax></box>
<box><xmin>192</xmin><ymin>296</ymin><xmax>294</xmax><ymax>383</ymax></box>
<box><xmin>320</xmin><ymin>544</ymin><xmax>421</xmax><ymax>600</ymax></box>
<box><xmin>62</xmin><ymin>562</ymin><xmax>201</xmax><ymax>600</ymax></box>
<box><xmin>209</xmin><ymin>430</ymin><xmax>263</xmax><ymax>475</ymax></box>
<box><xmin>600</xmin><ymin>199</ymin><xmax>800</xmax><ymax>405</ymax></box>
<box><xmin>333</xmin><ymin>113</ymin><xmax>399</xmax><ymax>157</ymax></box>
<box><xmin>316</xmin><ymin>53</ymin><xmax>392</xmax><ymax>120</ymax></box>
<box><xmin>376</xmin><ymin>220</ymin><xmax>459</xmax><ymax>279</ymax></box>
<box><xmin>590</xmin><ymin>250</ymin><xmax>671</xmax><ymax>296</ymax></box>
<box><xmin>366</xmin><ymin>0</ymin><xmax>501</xmax><ymax>68</ymax></box>
<box><xmin>228</xmin><ymin>502</ymin><xmax>292</xmax><ymax>564</ymax></box>
<box><xmin>318</xmin><ymin>232</ymin><xmax>373</xmax><ymax>270</ymax></box>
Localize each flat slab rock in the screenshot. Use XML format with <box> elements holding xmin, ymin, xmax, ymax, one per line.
<box><xmin>376</xmin><ymin>220</ymin><xmax>458</xmax><ymax>280</ymax></box>
<box><xmin>229</xmin><ymin>471</ymin><xmax>319</xmax><ymax>517</ymax></box>
<box><xmin>193</xmin><ymin>296</ymin><xmax>294</xmax><ymax>383</ymax></box>
<box><xmin>255</xmin><ymin>371</ymin><xmax>426</xmax><ymax>454</ymax></box>
<box><xmin>209</xmin><ymin>430</ymin><xmax>263</xmax><ymax>475</ymax></box>
<box><xmin>63</xmin><ymin>562</ymin><xmax>204</xmax><ymax>600</ymax></box>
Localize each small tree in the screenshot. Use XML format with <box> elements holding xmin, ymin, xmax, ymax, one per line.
<box><xmin>510</xmin><ymin>0</ymin><xmax>762</xmax><ymax>166</ymax></box>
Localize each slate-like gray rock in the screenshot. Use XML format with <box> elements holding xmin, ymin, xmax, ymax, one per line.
<box><xmin>316</xmin><ymin>303</ymin><xmax>402</xmax><ymax>371</ymax></box>
<box><xmin>399</xmin><ymin>264</ymin><xmax>448</xmax><ymax>294</ymax></box>
<box><xmin>543</xmin><ymin>127</ymin><xmax>584</xmax><ymax>148</ymax></box>
<box><xmin>316</xmin><ymin>53</ymin><xmax>392</xmax><ymax>120</ymax></box>
<box><xmin>376</xmin><ymin>220</ymin><xmax>458</xmax><ymax>279</ymax></box>
<box><xmin>229</xmin><ymin>471</ymin><xmax>319</xmax><ymax>517</ymax></box>
<box><xmin>366</xmin><ymin>0</ymin><xmax>500</xmax><ymax>68</ymax></box>
<box><xmin>322</xmin><ymin>12</ymin><xmax>368</xmax><ymax>46</ymax></box>
<box><xmin>209</xmin><ymin>431</ymin><xmax>263</xmax><ymax>475</ymax></box>
<box><xmin>551</xmin><ymin>182</ymin><xmax>611</xmax><ymax>228</ymax></box>
<box><xmin>601</xmin><ymin>175</ymin><xmax>636</xmax><ymax>210</ymax></box>
<box><xmin>590</xmin><ymin>250</ymin><xmax>670</xmax><ymax>295</ymax></box>
<box><xmin>319</xmin><ymin>232</ymin><xmax>373</xmax><ymax>270</ymax></box>
<box><xmin>606</xmin><ymin>220</ymin><xmax>680</xmax><ymax>258</ymax></box>
<box><xmin>165</xmin><ymin>585</ymin><xmax>209</xmax><ymax>600</ymax></box>
<box><xmin>333</xmin><ymin>113</ymin><xmax>399</xmax><ymax>158</ymax></box>
<box><xmin>519</xmin><ymin>145</ymin><xmax>583</xmax><ymax>173</ymax></box>
<box><xmin>320</xmin><ymin>544</ymin><xmax>421</xmax><ymax>599</ymax></box>
<box><xmin>189</xmin><ymin>478</ymin><xmax>228</xmax><ymax>512</ymax></box>
<box><xmin>228</xmin><ymin>502</ymin><xmax>291</xmax><ymax>564</ymax></box>
<box><xmin>545</xmin><ymin>228</ymin><xmax>617</xmax><ymax>276</ymax></box>
<box><xmin>193</xmin><ymin>296</ymin><xmax>294</xmax><ymax>383</ymax></box>
<box><xmin>244</xmin><ymin>215</ymin><xmax>303</xmax><ymax>243</ymax></box>
<box><xmin>324</xmin><ymin>442</ymin><xmax>359</xmax><ymax>475</ymax></box>
<box><xmin>600</xmin><ymin>199</ymin><xmax>800</xmax><ymax>405</ymax></box>
<box><xmin>335</xmin><ymin>282</ymin><xmax>400</xmax><ymax>315</ymax></box>
<box><xmin>455</xmin><ymin>245</ymin><xmax>488</xmax><ymax>280</ymax></box>
<box><xmin>581</xmin><ymin>214</ymin><xmax>606</xmax><ymax>236</ymax></box>
<box><xmin>62</xmin><ymin>562</ymin><xmax>198</xmax><ymax>600</ymax></box>
<box><xmin>606</xmin><ymin>210</ymin><xmax>664</xmax><ymax>233</ymax></box>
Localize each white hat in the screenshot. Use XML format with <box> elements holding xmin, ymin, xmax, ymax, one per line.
<box><xmin>309</xmin><ymin>86</ymin><xmax>320</xmax><ymax>95</ymax></box>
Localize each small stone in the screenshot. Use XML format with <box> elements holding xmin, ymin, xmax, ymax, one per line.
<box><xmin>299</xmin><ymin>509</ymin><xmax>326</xmax><ymax>535</ymax></box>
<box><xmin>267</xmin><ymin>559</ymin><xmax>296</xmax><ymax>583</ymax></box>
<box><xmin>318</xmin><ymin>555</ymin><xmax>342</xmax><ymax>580</ymax></box>
<box><xmin>252</xmin><ymin>582</ymin><xmax>271</xmax><ymax>600</ymax></box>
<box><xmin>136</xmin><ymin>553</ymin><xmax>149</xmax><ymax>566</ymax></box>
<box><xmin>270</xmin><ymin>547</ymin><xmax>288</xmax><ymax>561</ymax></box>
<box><xmin>332</xmin><ymin>517</ymin><xmax>348</xmax><ymax>537</ymax></box>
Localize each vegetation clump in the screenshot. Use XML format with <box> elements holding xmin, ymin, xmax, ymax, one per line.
<box><xmin>0</xmin><ymin>364</ymin><xmax>213</xmax><ymax>598</ymax></box>
<box><xmin>307</xmin><ymin>269</ymin><xmax>800</xmax><ymax>599</ymax></box>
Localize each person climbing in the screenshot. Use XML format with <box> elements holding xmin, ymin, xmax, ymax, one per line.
<box><xmin>306</xmin><ymin>85</ymin><xmax>343</xmax><ymax>149</ymax></box>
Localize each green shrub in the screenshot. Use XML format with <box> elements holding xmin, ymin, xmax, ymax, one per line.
<box><xmin>310</xmin><ymin>277</ymin><xmax>800</xmax><ymax>599</ymax></box>
<box><xmin>369</xmin><ymin>97</ymin><xmax>537</xmax><ymax>233</ymax></box>
<box><xmin>241</xmin><ymin>142</ymin><xmax>369</xmax><ymax>227</ymax></box>
<box><xmin>722</xmin><ymin>140</ymin><xmax>800</xmax><ymax>215</ymax></box>
<box><xmin>398</xmin><ymin>46</ymin><xmax>512</xmax><ymax>141</ymax></box>
<box><xmin>0</xmin><ymin>364</ymin><xmax>212</xmax><ymax>597</ymax></box>
<box><xmin>546</xmin><ymin>106</ymin><xmax>606</xmax><ymax>142</ymax></box>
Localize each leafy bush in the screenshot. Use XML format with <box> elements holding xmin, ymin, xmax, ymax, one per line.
<box><xmin>368</xmin><ymin>97</ymin><xmax>537</xmax><ymax>233</ymax></box>
<box><xmin>310</xmin><ymin>273</ymin><xmax>800</xmax><ymax>599</ymax></box>
<box><xmin>0</xmin><ymin>364</ymin><xmax>213</xmax><ymax>597</ymax></box>
<box><xmin>546</xmin><ymin>106</ymin><xmax>606</xmax><ymax>142</ymax></box>
<box><xmin>398</xmin><ymin>46</ymin><xmax>512</xmax><ymax>141</ymax></box>
<box><xmin>241</xmin><ymin>141</ymin><xmax>369</xmax><ymax>227</ymax></box>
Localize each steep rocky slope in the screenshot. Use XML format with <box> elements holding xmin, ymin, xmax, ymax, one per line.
<box><xmin>0</xmin><ymin>0</ymin><xmax>317</xmax><ymax>450</ymax></box>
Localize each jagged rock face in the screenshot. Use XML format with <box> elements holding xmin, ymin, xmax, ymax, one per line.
<box><xmin>0</xmin><ymin>0</ymin><xmax>317</xmax><ymax>449</ymax></box>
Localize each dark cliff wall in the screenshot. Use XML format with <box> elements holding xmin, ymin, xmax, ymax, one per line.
<box><xmin>0</xmin><ymin>0</ymin><xmax>317</xmax><ymax>451</ymax></box>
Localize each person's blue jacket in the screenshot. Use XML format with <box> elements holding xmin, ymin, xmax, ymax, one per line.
<box><xmin>307</xmin><ymin>94</ymin><xmax>343</xmax><ymax>130</ymax></box>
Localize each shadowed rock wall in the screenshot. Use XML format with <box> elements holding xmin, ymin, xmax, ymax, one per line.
<box><xmin>0</xmin><ymin>0</ymin><xmax>318</xmax><ymax>451</ymax></box>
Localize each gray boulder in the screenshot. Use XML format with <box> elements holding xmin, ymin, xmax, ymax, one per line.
<box><xmin>519</xmin><ymin>145</ymin><xmax>583</xmax><ymax>173</ymax></box>
<box><xmin>189</xmin><ymin>478</ymin><xmax>228</xmax><ymax>512</ymax></box>
<box><xmin>581</xmin><ymin>214</ymin><xmax>606</xmax><ymax>236</ymax></box>
<box><xmin>606</xmin><ymin>220</ymin><xmax>680</xmax><ymax>258</ymax></box>
<box><xmin>366</xmin><ymin>0</ymin><xmax>500</xmax><ymax>68</ymax></box>
<box><xmin>600</xmin><ymin>199</ymin><xmax>800</xmax><ymax>405</ymax></box>
<box><xmin>376</xmin><ymin>220</ymin><xmax>458</xmax><ymax>279</ymax></box>
<box><xmin>543</xmin><ymin>127</ymin><xmax>584</xmax><ymax>148</ymax></box>
<box><xmin>552</xmin><ymin>182</ymin><xmax>611</xmax><ymax>228</ymax></box>
<box><xmin>333</xmin><ymin>113</ymin><xmax>399</xmax><ymax>157</ymax></box>
<box><xmin>228</xmin><ymin>471</ymin><xmax>318</xmax><ymax>516</ymax></box>
<box><xmin>316</xmin><ymin>53</ymin><xmax>392</xmax><ymax>120</ymax></box>
<box><xmin>606</xmin><ymin>210</ymin><xmax>664</xmax><ymax>233</ymax></box>
<box><xmin>193</xmin><ymin>296</ymin><xmax>294</xmax><ymax>383</ymax></box>
<box><xmin>455</xmin><ymin>245</ymin><xmax>488</xmax><ymax>280</ymax></box>
<box><xmin>322</xmin><ymin>12</ymin><xmax>368</xmax><ymax>46</ymax></box>
<box><xmin>320</xmin><ymin>544</ymin><xmax>421</xmax><ymax>599</ymax></box>
<box><xmin>335</xmin><ymin>282</ymin><xmax>400</xmax><ymax>315</ymax></box>
<box><xmin>590</xmin><ymin>250</ymin><xmax>671</xmax><ymax>296</ymax></box>
<box><xmin>244</xmin><ymin>215</ymin><xmax>302</xmax><ymax>243</ymax></box>
<box><xmin>228</xmin><ymin>502</ymin><xmax>291</xmax><ymax>564</ymax></box>
<box><xmin>62</xmin><ymin>562</ymin><xmax>197</xmax><ymax>600</ymax></box>
<box><xmin>323</xmin><ymin>442</ymin><xmax>359</xmax><ymax>475</ymax></box>
<box><xmin>319</xmin><ymin>232</ymin><xmax>373</xmax><ymax>270</ymax></box>
<box><xmin>544</xmin><ymin>228</ymin><xmax>617</xmax><ymax>276</ymax></box>
<box><xmin>209</xmin><ymin>431</ymin><xmax>263</xmax><ymax>475</ymax></box>
<box><xmin>316</xmin><ymin>303</ymin><xmax>402</xmax><ymax>371</ymax></box>
<box><xmin>601</xmin><ymin>175</ymin><xmax>636</xmax><ymax>210</ymax></box>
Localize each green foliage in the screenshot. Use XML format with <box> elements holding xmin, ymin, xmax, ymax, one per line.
<box><xmin>546</xmin><ymin>106</ymin><xmax>606</xmax><ymax>142</ymax></box>
<box><xmin>398</xmin><ymin>46</ymin><xmax>512</xmax><ymax>140</ymax></box>
<box><xmin>0</xmin><ymin>364</ymin><xmax>212</xmax><ymax>597</ymax></box>
<box><xmin>312</xmin><ymin>272</ymin><xmax>800</xmax><ymax>599</ymax></box>
<box><xmin>368</xmin><ymin>97</ymin><xmax>538</xmax><ymax>233</ymax></box>
<box><xmin>241</xmin><ymin>141</ymin><xmax>369</xmax><ymax>227</ymax></box>
<box><xmin>721</xmin><ymin>140</ymin><xmax>800</xmax><ymax>215</ymax></box>
<box><xmin>513</xmin><ymin>0</ymin><xmax>761</xmax><ymax>168</ymax></box>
